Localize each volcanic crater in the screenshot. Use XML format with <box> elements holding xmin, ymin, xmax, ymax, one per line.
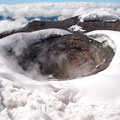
<box><xmin>6</xmin><ymin>32</ymin><xmax>114</xmax><ymax>80</ymax></box>
<box><xmin>1</xmin><ymin>15</ymin><xmax>118</xmax><ymax>80</ymax></box>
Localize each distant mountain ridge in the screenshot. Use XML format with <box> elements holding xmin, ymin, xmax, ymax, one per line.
<box><xmin>0</xmin><ymin>15</ymin><xmax>59</xmax><ymax>21</ymax></box>
<box><xmin>0</xmin><ymin>15</ymin><xmax>120</xmax><ymax>39</ymax></box>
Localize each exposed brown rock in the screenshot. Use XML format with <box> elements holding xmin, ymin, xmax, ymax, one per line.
<box><xmin>78</xmin><ymin>20</ymin><xmax>120</xmax><ymax>32</ymax></box>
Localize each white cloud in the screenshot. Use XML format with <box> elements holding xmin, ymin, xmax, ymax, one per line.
<box><xmin>0</xmin><ymin>2</ymin><xmax>120</xmax><ymax>20</ymax></box>
<box><xmin>0</xmin><ymin>18</ymin><xmax>28</xmax><ymax>33</ymax></box>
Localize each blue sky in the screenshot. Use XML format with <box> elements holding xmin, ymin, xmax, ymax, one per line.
<box><xmin>0</xmin><ymin>0</ymin><xmax>119</xmax><ymax>4</ymax></box>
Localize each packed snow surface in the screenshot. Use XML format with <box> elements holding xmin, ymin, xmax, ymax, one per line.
<box><xmin>0</xmin><ymin>28</ymin><xmax>120</xmax><ymax>120</ymax></box>
<box><xmin>79</xmin><ymin>10</ymin><xmax>119</xmax><ymax>22</ymax></box>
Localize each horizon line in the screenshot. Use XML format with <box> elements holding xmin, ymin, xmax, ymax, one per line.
<box><xmin>0</xmin><ymin>1</ymin><xmax>120</xmax><ymax>5</ymax></box>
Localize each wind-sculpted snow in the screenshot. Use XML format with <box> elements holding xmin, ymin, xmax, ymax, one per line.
<box><xmin>0</xmin><ymin>28</ymin><xmax>120</xmax><ymax>120</ymax></box>
<box><xmin>0</xmin><ymin>28</ymin><xmax>71</xmax><ymax>47</ymax></box>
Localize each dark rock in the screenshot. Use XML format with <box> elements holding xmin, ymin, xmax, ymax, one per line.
<box><xmin>78</xmin><ymin>20</ymin><xmax>120</xmax><ymax>32</ymax></box>
<box><xmin>0</xmin><ymin>16</ymin><xmax>120</xmax><ymax>39</ymax></box>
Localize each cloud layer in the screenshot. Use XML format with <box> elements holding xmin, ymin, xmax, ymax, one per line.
<box><xmin>0</xmin><ymin>2</ymin><xmax>120</xmax><ymax>20</ymax></box>
<box><xmin>0</xmin><ymin>2</ymin><xmax>120</xmax><ymax>33</ymax></box>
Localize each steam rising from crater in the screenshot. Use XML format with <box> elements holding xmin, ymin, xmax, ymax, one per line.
<box><xmin>0</xmin><ymin>29</ymin><xmax>114</xmax><ymax>81</ymax></box>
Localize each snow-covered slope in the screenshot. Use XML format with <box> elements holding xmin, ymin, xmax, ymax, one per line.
<box><xmin>79</xmin><ymin>10</ymin><xmax>119</xmax><ymax>22</ymax></box>
<box><xmin>0</xmin><ymin>28</ymin><xmax>120</xmax><ymax>120</ymax></box>
<box><xmin>0</xmin><ymin>28</ymin><xmax>71</xmax><ymax>46</ymax></box>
